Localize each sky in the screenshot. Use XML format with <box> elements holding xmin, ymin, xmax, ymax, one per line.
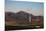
<box><xmin>5</xmin><ymin>0</ymin><xmax>44</xmax><ymax>16</ymax></box>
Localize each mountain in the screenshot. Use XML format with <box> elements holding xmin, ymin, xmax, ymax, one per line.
<box><xmin>5</xmin><ymin>11</ymin><xmax>33</xmax><ymax>21</ymax></box>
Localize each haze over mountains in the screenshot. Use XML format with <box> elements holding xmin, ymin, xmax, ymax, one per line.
<box><xmin>5</xmin><ymin>9</ymin><xmax>43</xmax><ymax>16</ymax></box>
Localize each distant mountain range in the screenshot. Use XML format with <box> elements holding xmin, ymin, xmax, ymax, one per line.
<box><xmin>5</xmin><ymin>11</ymin><xmax>43</xmax><ymax>22</ymax></box>
<box><xmin>5</xmin><ymin>11</ymin><xmax>33</xmax><ymax>21</ymax></box>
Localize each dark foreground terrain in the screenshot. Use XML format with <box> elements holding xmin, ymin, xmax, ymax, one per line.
<box><xmin>5</xmin><ymin>25</ymin><xmax>43</xmax><ymax>30</ymax></box>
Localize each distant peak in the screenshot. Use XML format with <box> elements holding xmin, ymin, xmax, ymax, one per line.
<box><xmin>16</xmin><ymin>11</ymin><xmax>29</xmax><ymax>14</ymax></box>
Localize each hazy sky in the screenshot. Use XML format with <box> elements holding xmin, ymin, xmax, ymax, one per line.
<box><xmin>5</xmin><ymin>0</ymin><xmax>44</xmax><ymax>16</ymax></box>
